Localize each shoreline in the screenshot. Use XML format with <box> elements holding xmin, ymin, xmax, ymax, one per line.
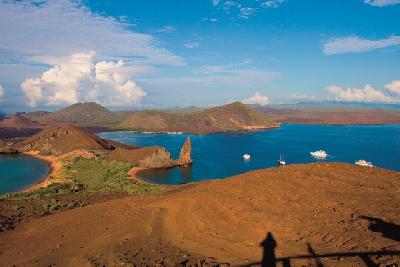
<box><xmin>127</xmin><ymin>167</ymin><xmax>150</xmax><ymax>184</ymax></box>
<box><xmin>21</xmin><ymin>151</ymin><xmax>60</xmax><ymax>192</ymax></box>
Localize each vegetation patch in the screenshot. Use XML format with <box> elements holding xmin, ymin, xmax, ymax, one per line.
<box><xmin>2</xmin><ymin>157</ymin><xmax>162</xmax><ymax>201</ymax></box>
<box><xmin>63</xmin><ymin>157</ymin><xmax>162</xmax><ymax>194</ymax></box>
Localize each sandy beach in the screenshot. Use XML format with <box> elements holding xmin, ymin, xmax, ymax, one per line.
<box><xmin>127</xmin><ymin>166</ymin><xmax>148</xmax><ymax>183</ymax></box>
<box><xmin>22</xmin><ymin>151</ymin><xmax>61</xmax><ymax>191</ymax></box>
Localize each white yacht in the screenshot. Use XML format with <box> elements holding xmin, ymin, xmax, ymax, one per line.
<box><xmin>355</xmin><ymin>160</ymin><xmax>373</xmax><ymax>167</ymax></box>
<box><xmin>278</xmin><ymin>154</ymin><xmax>286</xmax><ymax>166</ymax></box>
<box><xmin>243</xmin><ymin>154</ymin><xmax>251</xmax><ymax>160</ymax></box>
<box><xmin>310</xmin><ymin>150</ymin><xmax>328</xmax><ymax>159</ymax></box>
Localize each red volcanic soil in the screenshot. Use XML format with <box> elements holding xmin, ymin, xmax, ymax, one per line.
<box><xmin>0</xmin><ymin>163</ymin><xmax>399</xmax><ymax>266</ymax></box>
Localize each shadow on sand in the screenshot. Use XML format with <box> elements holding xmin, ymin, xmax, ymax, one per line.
<box><xmin>245</xmin><ymin>217</ymin><xmax>400</xmax><ymax>267</ymax></box>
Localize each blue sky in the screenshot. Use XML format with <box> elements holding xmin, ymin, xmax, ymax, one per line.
<box><xmin>0</xmin><ymin>0</ymin><xmax>400</xmax><ymax>112</ymax></box>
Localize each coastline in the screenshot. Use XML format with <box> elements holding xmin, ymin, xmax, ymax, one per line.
<box><xmin>127</xmin><ymin>166</ymin><xmax>149</xmax><ymax>184</ymax></box>
<box><xmin>21</xmin><ymin>151</ymin><xmax>60</xmax><ymax>192</ymax></box>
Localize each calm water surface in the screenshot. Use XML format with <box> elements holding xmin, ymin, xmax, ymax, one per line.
<box><xmin>0</xmin><ymin>154</ymin><xmax>49</xmax><ymax>195</ymax></box>
<box><xmin>99</xmin><ymin>124</ymin><xmax>400</xmax><ymax>185</ymax></box>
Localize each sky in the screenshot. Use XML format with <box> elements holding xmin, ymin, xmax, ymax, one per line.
<box><xmin>0</xmin><ymin>0</ymin><xmax>400</xmax><ymax>112</ymax></box>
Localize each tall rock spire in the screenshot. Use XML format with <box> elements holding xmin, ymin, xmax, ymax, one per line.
<box><xmin>177</xmin><ymin>137</ymin><xmax>193</xmax><ymax>166</ymax></box>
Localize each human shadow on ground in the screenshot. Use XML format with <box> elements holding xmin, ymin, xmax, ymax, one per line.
<box><xmin>360</xmin><ymin>216</ymin><xmax>400</xmax><ymax>242</ymax></box>
<box><xmin>245</xmin><ymin>232</ymin><xmax>400</xmax><ymax>267</ymax></box>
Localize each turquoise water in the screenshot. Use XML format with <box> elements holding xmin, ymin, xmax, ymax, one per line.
<box><xmin>99</xmin><ymin>124</ymin><xmax>400</xmax><ymax>185</ymax></box>
<box><xmin>0</xmin><ymin>154</ymin><xmax>49</xmax><ymax>195</ymax></box>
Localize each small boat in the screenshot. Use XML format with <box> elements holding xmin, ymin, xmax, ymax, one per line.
<box><xmin>243</xmin><ymin>154</ymin><xmax>251</xmax><ymax>160</ymax></box>
<box><xmin>355</xmin><ymin>160</ymin><xmax>373</xmax><ymax>167</ymax></box>
<box><xmin>278</xmin><ymin>154</ymin><xmax>286</xmax><ymax>166</ymax></box>
<box><xmin>310</xmin><ymin>150</ymin><xmax>328</xmax><ymax>159</ymax></box>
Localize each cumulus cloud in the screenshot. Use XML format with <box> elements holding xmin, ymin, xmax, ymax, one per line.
<box><xmin>385</xmin><ymin>80</ymin><xmax>400</xmax><ymax>96</ymax></box>
<box><xmin>323</xmin><ymin>36</ymin><xmax>400</xmax><ymax>55</ymax></box>
<box><xmin>326</xmin><ymin>84</ymin><xmax>397</xmax><ymax>103</ymax></box>
<box><xmin>363</xmin><ymin>0</ymin><xmax>400</xmax><ymax>6</ymax></box>
<box><xmin>212</xmin><ymin>0</ymin><xmax>221</xmax><ymax>6</ymax></box>
<box><xmin>21</xmin><ymin>52</ymin><xmax>146</xmax><ymax>107</ymax></box>
<box><xmin>0</xmin><ymin>0</ymin><xmax>183</xmax><ymax>65</ymax></box>
<box><xmin>242</xmin><ymin>92</ymin><xmax>269</xmax><ymax>105</ymax></box>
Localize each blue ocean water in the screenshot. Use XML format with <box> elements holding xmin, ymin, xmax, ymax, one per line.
<box><xmin>101</xmin><ymin>124</ymin><xmax>400</xmax><ymax>185</ymax></box>
<box><xmin>0</xmin><ymin>154</ymin><xmax>49</xmax><ymax>195</ymax></box>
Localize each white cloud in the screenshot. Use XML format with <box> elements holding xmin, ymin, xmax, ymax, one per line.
<box><xmin>0</xmin><ymin>84</ymin><xmax>4</xmax><ymax>99</ymax></box>
<box><xmin>0</xmin><ymin>0</ymin><xmax>183</xmax><ymax>66</ymax></box>
<box><xmin>262</xmin><ymin>0</ymin><xmax>286</xmax><ymax>8</ymax></box>
<box><xmin>202</xmin><ymin>17</ymin><xmax>219</xmax><ymax>22</ymax></box>
<box><xmin>212</xmin><ymin>0</ymin><xmax>221</xmax><ymax>6</ymax></box>
<box><xmin>21</xmin><ymin>52</ymin><xmax>147</xmax><ymax>107</ymax></box>
<box><xmin>238</xmin><ymin>7</ymin><xmax>256</xmax><ymax>19</ymax></box>
<box><xmin>385</xmin><ymin>80</ymin><xmax>400</xmax><ymax>96</ymax></box>
<box><xmin>323</xmin><ymin>36</ymin><xmax>400</xmax><ymax>55</ymax></box>
<box><xmin>363</xmin><ymin>0</ymin><xmax>400</xmax><ymax>6</ymax></box>
<box><xmin>155</xmin><ymin>26</ymin><xmax>175</xmax><ymax>33</ymax></box>
<box><xmin>242</xmin><ymin>92</ymin><xmax>269</xmax><ymax>105</ymax></box>
<box><xmin>184</xmin><ymin>41</ymin><xmax>200</xmax><ymax>49</ymax></box>
<box><xmin>326</xmin><ymin>84</ymin><xmax>397</xmax><ymax>103</ymax></box>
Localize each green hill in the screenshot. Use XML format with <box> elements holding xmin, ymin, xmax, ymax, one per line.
<box><xmin>119</xmin><ymin>102</ymin><xmax>278</xmax><ymax>133</ymax></box>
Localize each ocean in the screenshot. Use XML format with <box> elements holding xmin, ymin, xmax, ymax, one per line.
<box><xmin>0</xmin><ymin>154</ymin><xmax>49</xmax><ymax>195</ymax></box>
<box><xmin>99</xmin><ymin>124</ymin><xmax>400</xmax><ymax>184</ymax></box>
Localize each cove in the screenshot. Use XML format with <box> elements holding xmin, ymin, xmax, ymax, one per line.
<box><xmin>99</xmin><ymin>124</ymin><xmax>400</xmax><ymax>185</ymax></box>
<box><xmin>0</xmin><ymin>154</ymin><xmax>49</xmax><ymax>195</ymax></box>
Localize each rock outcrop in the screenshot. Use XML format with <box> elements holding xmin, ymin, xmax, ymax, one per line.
<box><xmin>138</xmin><ymin>147</ymin><xmax>176</xmax><ymax>169</ymax></box>
<box><xmin>176</xmin><ymin>137</ymin><xmax>193</xmax><ymax>166</ymax></box>
<box><xmin>0</xmin><ymin>139</ymin><xmax>18</xmax><ymax>154</ymax></box>
<box><xmin>106</xmin><ymin>146</ymin><xmax>176</xmax><ymax>169</ymax></box>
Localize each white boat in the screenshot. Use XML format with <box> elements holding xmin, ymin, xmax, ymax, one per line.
<box><xmin>310</xmin><ymin>150</ymin><xmax>328</xmax><ymax>159</ymax></box>
<box><xmin>278</xmin><ymin>154</ymin><xmax>286</xmax><ymax>166</ymax></box>
<box><xmin>355</xmin><ymin>160</ymin><xmax>373</xmax><ymax>167</ymax></box>
<box><xmin>243</xmin><ymin>154</ymin><xmax>251</xmax><ymax>160</ymax></box>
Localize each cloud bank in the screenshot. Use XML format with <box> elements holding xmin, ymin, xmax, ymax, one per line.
<box><xmin>326</xmin><ymin>83</ymin><xmax>399</xmax><ymax>103</ymax></box>
<box><xmin>323</xmin><ymin>36</ymin><xmax>400</xmax><ymax>55</ymax></box>
<box><xmin>385</xmin><ymin>80</ymin><xmax>400</xmax><ymax>96</ymax></box>
<box><xmin>21</xmin><ymin>52</ymin><xmax>146</xmax><ymax>107</ymax></box>
<box><xmin>242</xmin><ymin>92</ymin><xmax>269</xmax><ymax>105</ymax></box>
<box><xmin>0</xmin><ymin>0</ymin><xmax>183</xmax><ymax>65</ymax></box>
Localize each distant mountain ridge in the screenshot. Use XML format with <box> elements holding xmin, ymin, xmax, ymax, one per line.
<box><xmin>266</xmin><ymin>101</ymin><xmax>400</xmax><ymax>110</ymax></box>
<box><xmin>120</xmin><ymin>102</ymin><xmax>278</xmax><ymax>133</ymax></box>
<box><xmin>25</xmin><ymin>102</ymin><xmax>128</xmax><ymax>126</ymax></box>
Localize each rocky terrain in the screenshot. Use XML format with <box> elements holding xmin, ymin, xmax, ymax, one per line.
<box><xmin>0</xmin><ymin>124</ymin><xmax>192</xmax><ymax>169</ymax></box>
<box><xmin>0</xmin><ymin>124</ymin><xmax>115</xmax><ymax>155</ymax></box>
<box><xmin>106</xmin><ymin>137</ymin><xmax>193</xmax><ymax>168</ymax></box>
<box><xmin>0</xmin><ymin>163</ymin><xmax>398</xmax><ymax>266</ymax></box>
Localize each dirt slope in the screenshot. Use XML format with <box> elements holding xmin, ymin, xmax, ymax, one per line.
<box><xmin>0</xmin><ymin>163</ymin><xmax>399</xmax><ymax>266</ymax></box>
<box><xmin>0</xmin><ymin>115</ymin><xmax>41</xmax><ymax>129</ymax></box>
<box><xmin>14</xmin><ymin>124</ymin><xmax>114</xmax><ymax>155</ymax></box>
